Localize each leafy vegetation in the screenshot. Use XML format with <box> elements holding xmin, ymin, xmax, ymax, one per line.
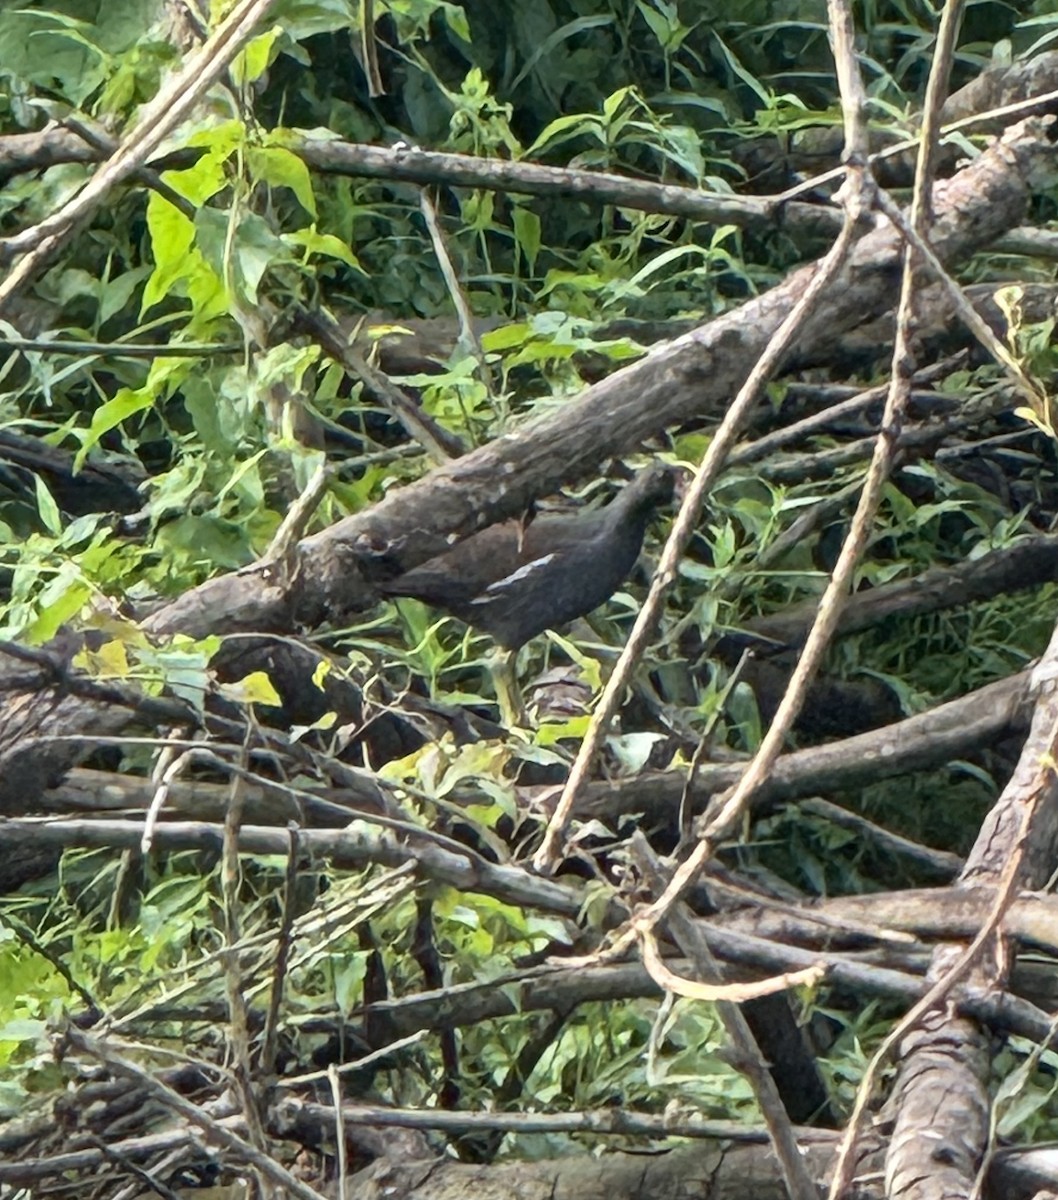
<box><xmin>3</xmin><ymin>0</ymin><xmax>1058</xmax><ymax>1195</ymax></box>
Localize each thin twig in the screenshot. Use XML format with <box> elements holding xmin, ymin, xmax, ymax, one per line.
<box><xmin>142</xmin><ymin>744</ymin><xmax>194</xmax><ymax>855</ymax></box>
<box><xmin>221</xmin><ymin>735</ymin><xmax>273</xmax><ymax>1186</ymax></box>
<box><xmin>419</xmin><ymin>188</ymin><xmax>496</xmax><ymax>401</ymax></box>
<box><xmin>259</xmin><ymin>824</ymin><xmax>301</xmax><ymax>1077</ymax></box>
<box><xmin>634</xmin><ymin>835</ymin><xmax>820</xmax><ymax>1200</ymax></box>
<box><xmin>534</xmin><ymin>189</ymin><xmax>867</xmax><ymax>872</ymax></box>
<box><xmin>265</xmin><ymin>458</ymin><xmax>330</xmax><ymax>562</ymax></box>
<box><xmin>826</xmin><ymin>776</ymin><xmax>1040</xmax><ymax>1198</ymax></box>
<box><xmin>825</xmin><ymin>1</ymin><xmax>972</xmax><ymax>1187</ymax></box>
<box><xmin>329</xmin><ymin>1064</ymin><xmax>350</xmax><ymax>1200</ymax></box>
<box><xmin>583</xmin><ymin>0</ymin><xmax>953</xmax><ymax>957</ymax></box>
<box><xmin>64</xmin><ymin>1026</ymin><xmax>329</xmax><ymax>1200</ymax></box>
<box><xmin>0</xmin><ymin>0</ymin><xmax>281</xmax><ymax>309</ymax></box>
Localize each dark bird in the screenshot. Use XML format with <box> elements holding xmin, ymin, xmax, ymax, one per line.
<box><xmin>379</xmin><ymin>463</ymin><xmax>676</xmax><ymax>722</ymax></box>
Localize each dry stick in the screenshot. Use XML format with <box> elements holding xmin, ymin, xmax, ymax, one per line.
<box><xmin>88</xmin><ymin>1137</ymin><xmax>184</xmax><ymax>1200</ymax></box>
<box><xmin>633</xmin><ymin>835</ymin><xmax>820</xmax><ymax>1200</ymax></box>
<box><xmin>0</xmin><ymin>1128</ymin><xmax>228</xmax><ymax>1187</ymax></box>
<box><xmin>259</xmin><ymin>824</ymin><xmax>301</xmax><ymax>1077</ymax></box>
<box><xmin>609</xmin><ymin>0</ymin><xmax>959</xmax><ymax>952</ymax></box>
<box><xmin>275</xmin><ymin>1097</ymin><xmax>828</xmax><ymax>1144</ymax></box>
<box><xmin>328</xmin><ymin>1064</ymin><xmax>350</xmax><ymax>1200</ymax></box>
<box><xmin>1</xmin><ymin>1101</ymin><xmax>832</xmax><ymax>1184</ymax></box>
<box><xmin>142</xmin><ymin>745</ymin><xmax>196</xmax><ymax>855</ymax></box>
<box><xmin>825</xmin><ymin>0</ymin><xmax>970</xmax><ymax>1192</ymax></box>
<box><xmin>874</xmin><ymin>187</ymin><xmax>1045</xmax><ymax>408</ymax></box>
<box><xmin>638</xmin><ymin>934</ymin><xmax>823</xmax><ymax>1002</ymax></box>
<box><xmin>0</xmin><ymin>0</ymin><xmax>280</xmax><ymax>308</ymax></box>
<box><xmin>64</xmin><ymin>1026</ymin><xmax>329</xmax><ymax>1200</ymax></box>
<box><xmin>265</xmin><ymin>458</ymin><xmax>330</xmax><ymax>563</ymax></box>
<box><xmin>532</xmin><ymin>159</ymin><xmax>870</xmax><ymax>872</ymax></box>
<box><xmin>220</xmin><ymin>746</ymin><xmax>273</xmax><ymax>1189</ymax></box>
<box><xmin>419</xmin><ymin>188</ymin><xmax>496</xmax><ymax>399</ymax></box>
<box><xmin>826</xmin><ymin>780</ymin><xmax>1041</xmax><ymax>1199</ymax></box>
<box><xmin>729</xmin><ymin>356</ymin><xmax>965</xmax><ymax>469</ymax></box>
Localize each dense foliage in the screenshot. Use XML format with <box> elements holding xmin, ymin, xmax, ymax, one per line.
<box><xmin>3</xmin><ymin>0</ymin><xmax>1058</xmax><ymax>1195</ymax></box>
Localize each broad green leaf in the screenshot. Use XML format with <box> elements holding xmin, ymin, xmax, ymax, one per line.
<box><xmin>527</xmin><ymin>112</ymin><xmax>604</xmax><ymax>156</ymax></box>
<box><xmin>535</xmin><ymin>716</ymin><xmax>591</xmax><ymax>746</ymax></box>
<box><xmin>248</xmin><ymin>144</ymin><xmax>317</xmax><ymax>217</ymax></box>
<box><xmin>481</xmin><ymin>322</ymin><xmax>531</xmax><ymax>351</ymax></box>
<box><xmin>74</xmin><ymin>637</ymin><xmax>132</xmax><ymax>679</ymax></box>
<box><xmin>25</xmin><ymin>573</ymin><xmax>90</xmax><ymax>645</ymax></box>
<box><xmin>602</xmin><ymin>85</ymin><xmax>633</xmax><ymax>121</ymax></box>
<box><xmin>137</xmin><ymin>639</ymin><xmax>216</xmax><ymax>710</ymax></box>
<box><xmin>232</xmin><ymin>25</ymin><xmax>280</xmax><ymax>85</ymax></box>
<box><xmin>194</xmin><ymin>208</ymin><xmax>288</xmax><ymax>306</ymax></box>
<box><xmin>142</xmin><ymin>197</ymin><xmax>195</xmax><ymax>311</ymax></box>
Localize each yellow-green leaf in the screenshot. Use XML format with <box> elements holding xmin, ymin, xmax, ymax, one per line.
<box><xmin>248</xmin><ymin>145</ymin><xmax>317</xmax><ymax>217</ymax></box>
<box><xmin>232</xmin><ymin>26</ymin><xmax>280</xmax><ymax>85</ymax></box>
<box><xmin>219</xmin><ymin>670</ymin><xmax>281</xmax><ymax>707</ymax></box>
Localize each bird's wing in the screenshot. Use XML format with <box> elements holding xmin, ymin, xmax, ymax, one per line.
<box><xmin>380</xmin><ymin>521</ymin><xmax>525</xmax><ymax>607</ymax></box>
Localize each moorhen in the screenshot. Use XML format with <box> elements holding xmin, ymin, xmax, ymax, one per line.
<box><xmin>380</xmin><ymin>463</ymin><xmax>676</xmax><ymax>723</ymax></box>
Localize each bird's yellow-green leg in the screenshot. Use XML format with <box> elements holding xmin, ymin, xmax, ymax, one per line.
<box><xmin>490</xmin><ymin>647</ymin><xmax>528</xmax><ymax>729</ymax></box>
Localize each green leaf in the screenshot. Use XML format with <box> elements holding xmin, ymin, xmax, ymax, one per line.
<box><xmin>25</xmin><ymin>571</ymin><xmax>90</xmax><ymax>645</ymax></box>
<box><xmin>0</xmin><ymin>1019</ymin><xmax>47</xmax><ymax>1043</ymax></box>
<box><xmin>535</xmin><ymin>716</ymin><xmax>591</xmax><ymax>746</ymax></box>
<box><xmin>285</xmin><ymin>226</ymin><xmax>362</xmax><ymax>270</ymax></box>
<box><xmin>333</xmin><ymin>952</ymin><xmax>369</xmax><ymax>1016</ymax></box>
<box><xmin>76</xmin><ymin>386</ymin><xmax>155</xmax><ymax>470</ymax></box>
<box><xmin>142</xmin><ymin>197</ymin><xmax>195</xmax><ymax>311</ymax></box>
<box><xmin>232</xmin><ymin>25</ymin><xmax>280</xmax><ymax>85</ymax></box>
<box><xmin>626</xmin><ymin>242</ymin><xmax>708</xmax><ymax>287</ymax></box>
<box><xmin>34</xmin><ymin>476</ymin><xmax>62</xmax><ymax>537</ymax></box>
<box><xmin>602</xmin><ymin>85</ymin><xmax>633</xmax><ymax>121</ymax></box>
<box><xmin>137</xmin><ymin>638</ymin><xmax>217</xmax><ymax>711</ymax></box>
<box><xmin>194</xmin><ymin>208</ymin><xmax>289</xmax><ymax>306</ymax></box>
<box><xmin>527</xmin><ymin>112</ymin><xmax>603</xmax><ymax>156</ymax></box>
<box><xmin>248</xmin><ymin>144</ymin><xmax>317</xmax><ymax>217</ymax></box>
<box><xmin>512</xmin><ymin>206</ymin><xmax>541</xmax><ymax>271</ymax></box>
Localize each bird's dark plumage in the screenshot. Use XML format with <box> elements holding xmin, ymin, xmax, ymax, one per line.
<box><xmin>379</xmin><ymin>464</ymin><xmax>675</xmax><ymax>649</ymax></box>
